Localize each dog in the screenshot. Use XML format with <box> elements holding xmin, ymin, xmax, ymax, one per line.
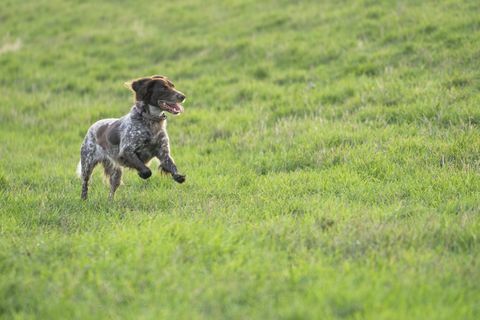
<box><xmin>78</xmin><ymin>75</ymin><xmax>186</xmax><ymax>200</ymax></box>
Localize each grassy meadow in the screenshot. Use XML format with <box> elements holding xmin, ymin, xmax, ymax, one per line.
<box><xmin>1</xmin><ymin>0</ymin><xmax>480</xmax><ymax>318</ymax></box>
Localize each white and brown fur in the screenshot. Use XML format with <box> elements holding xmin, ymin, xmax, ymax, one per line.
<box><xmin>78</xmin><ymin>75</ymin><xmax>186</xmax><ymax>200</ymax></box>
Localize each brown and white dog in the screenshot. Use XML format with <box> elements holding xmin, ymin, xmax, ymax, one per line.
<box><xmin>77</xmin><ymin>75</ymin><xmax>186</xmax><ymax>200</ymax></box>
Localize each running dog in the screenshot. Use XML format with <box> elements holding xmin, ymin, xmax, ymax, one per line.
<box><xmin>78</xmin><ymin>75</ymin><xmax>186</xmax><ymax>200</ymax></box>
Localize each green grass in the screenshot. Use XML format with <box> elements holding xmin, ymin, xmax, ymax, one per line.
<box><xmin>1</xmin><ymin>0</ymin><xmax>480</xmax><ymax>318</ymax></box>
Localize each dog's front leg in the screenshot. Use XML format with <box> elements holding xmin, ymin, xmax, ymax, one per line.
<box><xmin>159</xmin><ymin>154</ymin><xmax>185</xmax><ymax>183</ymax></box>
<box><xmin>119</xmin><ymin>148</ymin><xmax>152</xmax><ymax>179</ymax></box>
<box><xmin>156</xmin><ymin>133</ymin><xmax>185</xmax><ymax>183</ymax></box>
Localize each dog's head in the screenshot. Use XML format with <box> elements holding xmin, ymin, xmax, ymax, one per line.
<box><xmin>127</xmin><ymin>75</ymin><xmax>186</xmax><ymax>115</ymax></box>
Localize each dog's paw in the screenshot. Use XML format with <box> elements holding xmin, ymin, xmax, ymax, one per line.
<box><xmin>138</xmin><ymin>168</ymin><xmax>152</xmax><ymax>179</ymax></box>
<box><xmin>173</xmin><ymin>173</ymin><xmax>186</xmax><ymax>184</ymax></box>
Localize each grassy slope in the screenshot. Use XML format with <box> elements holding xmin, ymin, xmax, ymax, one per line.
<box><xmin>1</xmin><ymin>0</ymin><xmax>479</xmax><ymax>318</ymax></box>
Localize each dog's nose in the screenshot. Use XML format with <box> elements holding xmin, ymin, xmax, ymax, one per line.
<box><xmin>176</xmin><ymin>93</ymin><xmax>186</xmax><ymax>102</ymax></box>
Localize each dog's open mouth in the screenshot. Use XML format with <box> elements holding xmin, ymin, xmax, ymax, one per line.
<box><xmin>158</xmin><ymin>100</ymin><xmax>184</xmax><ymax>115</ymax></box>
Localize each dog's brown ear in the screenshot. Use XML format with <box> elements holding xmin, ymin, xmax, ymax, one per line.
<box><xmin>128</xmin><ymin>77</ymin><xmax>152</xmax><ymax>101</ymax></box>
<box><xmin>130</xmin><ymin>77</ymin><xmax>150</xmax><ymax>92</ymax></box>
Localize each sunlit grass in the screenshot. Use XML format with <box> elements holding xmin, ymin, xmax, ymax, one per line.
<box><xmin>1</xmin><ymin>0</ymin><xmax>479</xmax><ymax>319</ymax></box>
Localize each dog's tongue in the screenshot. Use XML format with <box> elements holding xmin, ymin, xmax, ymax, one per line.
<box><xmin>167</xmin><ymin>102</ymin><xmax>184</xmax><ymax>114</ymax></box>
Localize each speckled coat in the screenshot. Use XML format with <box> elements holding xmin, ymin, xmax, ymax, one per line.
<box><xmin>78</xmin><ymin>76</ymin><xmax>186</xmax><ymax>200</ymax></box>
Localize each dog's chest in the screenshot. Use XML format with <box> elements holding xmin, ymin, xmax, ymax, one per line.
<box><xmin>133</xmin><ymin>122</ymin><xmax>166</xmax><ymax>161</ymax></box>
<box><xmin>149</xmin><ymin>121</ymin><xmax>166</xmax><ymax>137</ymax></box>
<box><xmin>129</xmin><ymin>119</ymin><xmax>165</xmax><ymax>142</ymax></box>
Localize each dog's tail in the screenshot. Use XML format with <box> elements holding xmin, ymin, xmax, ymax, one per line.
<box><xmin>76</xmin><ymin>160</ymin><xmax>82</xmax><ymax>178</ymax></box>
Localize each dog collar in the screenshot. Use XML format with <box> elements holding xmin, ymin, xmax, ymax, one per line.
<box><xmin>133</xmin><ymin>102</ymin><xmax>167</xmax><ymax>122</ymax></box>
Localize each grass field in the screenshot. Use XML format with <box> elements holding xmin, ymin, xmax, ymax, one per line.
<box><xmin>1</xmin><ymin>0</ymin><xmax>480</xmax><ymax>318</ymax></box>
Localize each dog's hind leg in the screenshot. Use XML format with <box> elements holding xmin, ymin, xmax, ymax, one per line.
<box><xmin>109</xmin><ymin>168</ymin><xmax>122</xmax><ymax>200</ymax></box>
<box><xmin>103</xmin><ymin>160</ymin><xmax>122</xmax><ymax>200</ymax></box>
<box><xmin>80</xmin><ymin>140</ymin><xmax>99</xmax><ymax>200</ymax></box>
<box><xmin>80</xmin><ymin>158</ymin><xmax>98</xmax><ymax>200</ymax></box>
